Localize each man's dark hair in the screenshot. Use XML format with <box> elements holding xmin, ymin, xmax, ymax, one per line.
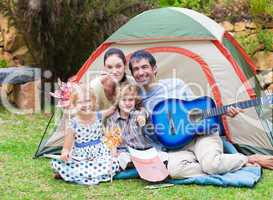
<box><xmin>129</xmin><ymin>50</ymin><xmax>156</xmax><ymax>74</ymax></box>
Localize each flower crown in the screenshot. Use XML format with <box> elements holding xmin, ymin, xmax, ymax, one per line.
<box><xmin>50</xmin><ymin>79</ymin><xmax>77</xmax><ymax>109</ymax></box>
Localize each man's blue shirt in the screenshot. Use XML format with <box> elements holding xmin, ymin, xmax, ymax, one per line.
<box><xmin>139</xmin><ymin>79</ymin><xmax>194</xmax><ymax>114</ymax></box>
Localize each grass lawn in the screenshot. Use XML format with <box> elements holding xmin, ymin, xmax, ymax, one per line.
<box><xmin>0</xmin><ymin>107</ymin><xmax>272</xmax><ymax>200</ymax></box>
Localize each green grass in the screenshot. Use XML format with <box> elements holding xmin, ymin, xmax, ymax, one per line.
<box><xmin>0</xmin><ymin>107</ymin><xmax>273</xmax><ymax>200</ymax></box>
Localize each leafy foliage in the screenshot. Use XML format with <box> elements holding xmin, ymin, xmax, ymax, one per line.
<box><xmin>234</xmin><ymin>29</ymin><xmax>273</xmax><ymax>56</ymax></box>
<box><xmin>159</xmin><ymin>0</ymin><xmax>215</xmax><ymax>14</ymax></box>
<box><xmin>0</xmin><ymin>0</ymin><xmax>157</xmax><ymax>80</ymax></box>
<box><xmin>0</xmin><ymin>59</ymin><xmax>8</xmax><ymax>68</ymax></box>
<box><xmin>159</xmin><ymin>0</ymin><xmax>273</xmax><ymax>24</ymax></box>
<box><xmin>234</xmin><ymin>34</ymin><xmax>260</xmax><ymax>56</ymax></box>
<box><xmin>250</xmin><ymin>0</ymin><xmax>273</xmax><ymax>26</ymax></box>
<box><xmin>257</xmin><ymin>30</ymin><xmax>273</xmax><ymax>51</ymax></box>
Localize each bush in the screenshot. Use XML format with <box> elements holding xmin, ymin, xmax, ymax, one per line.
<box><xmin>0</xmin><ymin>59</ymin><xmax>8</xmax><ymax>68</ymax></box>
<box><xmin>159</xmin><ymin>0</ymin><xmax>215</xmax><ymax>15</ymax></box>
<box><xmin>250</xmin><ymin>0</ymin><xmax>273</xmax><ymax>25</ymax></box>
<box><xmin>179</xmin><ymin>0</ymin><xmax>201</xmax><ymax>11</ymax></box>
<box><xmin>234</xmin><ymin>35</ymin><xmax>260</xmax><ymax>56</ymax></box>
<box><xmin>234</xmin><ymin>29</ymin><xmax>273</xmax><ymax>57</ymax></box>
<box><xmin>257</xmin><ymin>30</ymin><xmax>273</xmax><ymax>51</ymax></box>
<box><xmin>250</xmin><ymin>0</ymin><xmax>273</xmax><ymax>17</ymax></box>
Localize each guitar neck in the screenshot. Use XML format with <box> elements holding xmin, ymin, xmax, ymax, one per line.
<box><xmin>202</xmin><ymin>95</ymin><xmax>272</xmax><ymax>118</ymax></box>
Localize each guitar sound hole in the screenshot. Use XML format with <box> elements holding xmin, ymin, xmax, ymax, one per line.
<box><xmin>189</xmin><ymin>109</ymin><xmax>203</xmax><ymax>123</ymax></box>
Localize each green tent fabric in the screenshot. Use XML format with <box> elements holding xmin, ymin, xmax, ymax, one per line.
<box><xmin>107</xmin><ymin>8</ymin><xmax>214</xmax><ymax>42</ymax></box>
<box><xmin>223</xmin><ymin>35</ymin><xmax>273</xmax><ymax>154</ymax></box>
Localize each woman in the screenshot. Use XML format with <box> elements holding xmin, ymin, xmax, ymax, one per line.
<box><xmin>90</xmin><ymin>48</ymin><xmax>130</xmax><ymax>110</ymax></box>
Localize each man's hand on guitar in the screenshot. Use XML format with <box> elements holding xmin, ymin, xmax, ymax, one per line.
<box><xmin>226</xmin><ymin>106</ymin><xmax>243</xmax><ymax>118</ymax></box>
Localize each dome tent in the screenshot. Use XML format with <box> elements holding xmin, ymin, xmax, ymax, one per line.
<box><xmin>35</xmin><ymin>7</ymin><xmax>272</xmax><ymax>158</ymax></box>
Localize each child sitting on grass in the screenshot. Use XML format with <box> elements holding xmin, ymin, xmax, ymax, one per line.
<box><xmin>51</xmin><ymin>84</ymin><xmax>120</xmax><ymax>185</ymax></box>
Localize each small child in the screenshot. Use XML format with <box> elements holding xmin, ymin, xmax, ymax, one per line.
<box><xmin>51</xmin><ymin>84</ymin><xmax>120</xmax><ymax>185</ymax></box>
<box><xmin>105</xmin><ymin>83</ymin><xmax>153</xmax><ymax>169</ymax></box>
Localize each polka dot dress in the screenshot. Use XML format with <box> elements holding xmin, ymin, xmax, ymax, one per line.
<box><xmin>51</xmin><ymin>112</ymin><xmax>120</xmax><ymax>185</ymax></box>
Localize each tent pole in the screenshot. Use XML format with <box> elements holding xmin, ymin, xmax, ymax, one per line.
<box><xmin>33</xmin><ymin>112</ymin><xmax>55</xmax><ymax>158</ymax></box>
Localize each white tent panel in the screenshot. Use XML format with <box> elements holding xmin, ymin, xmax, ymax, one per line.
<box><xmin>145</xmin><ymin>52</ymin><xmax>212</xmax><ymax>97</ymax></box>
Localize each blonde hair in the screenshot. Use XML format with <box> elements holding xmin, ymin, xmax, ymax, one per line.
<box><xmin>116</xmin><ymin>83</ymin><xmax>142</xmax><ymax>110</ymax></box>
<box><xmin>69</xmin><ymin>84</ymin><xmax>97</xmax><ymax>110</ymax></box>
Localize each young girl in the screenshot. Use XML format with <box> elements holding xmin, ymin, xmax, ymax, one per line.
<box><xmin>105</xmin><ymin>83</ymin><xmax>153</xmax><ymax>169</ymax></box>
<box><xmin>51</xmin><ymin>84</ymin><xmax>120</xmax><ymax>185</ymax></box>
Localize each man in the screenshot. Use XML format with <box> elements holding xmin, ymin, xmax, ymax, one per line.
<box><xmin>127</xmin><ymin>49</ymin><xmax>273</xmax><ymax>178</ymax></box>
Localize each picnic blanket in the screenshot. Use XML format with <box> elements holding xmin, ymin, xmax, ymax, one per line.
<box><xmin>114</xmin><ymin>138</ymin><xmax>262</xmax><ymax>187</ymax></box>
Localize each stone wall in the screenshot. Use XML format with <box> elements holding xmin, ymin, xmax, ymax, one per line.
<box><xmin>220</xmin><ymin>21</ymin><xmax>273</xmax><ymax>69</ymax></box>
<box><xmin>220</xmin><ymin>20</ymin><xmax>272</xmax><ymax>91</ymax></box>
<box><xmin>0</xmin><ymin>13</ymin><xmax>34</xmax><ymax>66</ymax></box>
<box><xmin>0</xmin><ymin>14</ymin><xmax>37</xmax><ymax>111</ymax></box>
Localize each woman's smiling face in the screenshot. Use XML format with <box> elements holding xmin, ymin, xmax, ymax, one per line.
<box><xmin>104</xmin><ymin>54</ymin><xmax>126</xmax><ymax>83</ymax></box>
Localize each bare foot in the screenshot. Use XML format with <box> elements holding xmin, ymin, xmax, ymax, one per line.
<box><xmin>53</xmin><ymin>173</ymin><xmax>63</xmax><ymax>180</ymax></box>
<box><xmin>248</xmin><ymin>155</ymin><xmax>273</xmax><ymax>170</ymax></box>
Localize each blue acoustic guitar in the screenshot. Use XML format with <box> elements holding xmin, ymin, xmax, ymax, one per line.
<box><xmin>151</xmin><ymin>95</ymin><xmax>272</xmax><ymax>150</ymax></box>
